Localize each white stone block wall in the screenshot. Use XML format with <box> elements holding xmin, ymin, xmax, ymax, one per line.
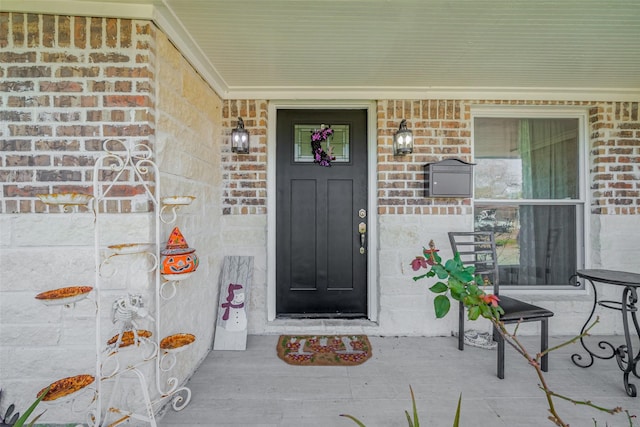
<box><xmin>375</xmin><ymin>214</ymin><xmax>470</xmax><ymax>336</ymax></box>
<box><xmin>241</xmin><ymin>213</ymin><xmax>640</xmax><ymax>339</ymax></box>
<box><xmin>584</xmin><ymin>214</ymin><xmax>640</xmax><ymax>336</ymax></box>
<box><xmin>0</xmin><ymin>213</ymin><xmax>154</xmax><ymax>421</ymax></box>
<box><xmin>220</xmin><ymin>215</ymin><xmax>268</xmax><ymax>333</ymax></box>
<box><xmin>154</xmin><ymin>29</ymin><xmax>224</xmax><ymax>392</ymax></box>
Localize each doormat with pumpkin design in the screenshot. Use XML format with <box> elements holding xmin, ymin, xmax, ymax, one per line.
<box><xmin>276</xmin><ymin>335</ymin><xmax>372</xmax><ymax>366</ymax></box>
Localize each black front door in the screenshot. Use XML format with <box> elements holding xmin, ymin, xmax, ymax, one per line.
<box><xmin>276</xmin><ymin>109</ymin><xmax>368</xmax><ymax>318</ymax></box>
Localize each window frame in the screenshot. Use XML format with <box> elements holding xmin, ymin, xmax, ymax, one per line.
<box><xmin>470</xmin><ymin>106</ymin><xmax>589</xmax><ymax>290</ymax></box>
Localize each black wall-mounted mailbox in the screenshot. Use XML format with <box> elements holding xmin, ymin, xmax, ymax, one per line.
<box><xmin>423</xmin><ymin>158</ymin><xmax>475</xmax><ymax>197</ymax></box>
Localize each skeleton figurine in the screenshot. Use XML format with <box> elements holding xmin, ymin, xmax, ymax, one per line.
<box><xmin>108</xmin><ymin>293</ymin><xmax>155</xmax><ymax>349</ymax></box>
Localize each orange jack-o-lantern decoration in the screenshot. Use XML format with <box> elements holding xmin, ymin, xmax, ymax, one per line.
<box><xmin>161</xmin><ymin>252</ymin><xmax>199</xmax><ymax>275</ymax></box>
<box><xmin>160</xmin><ymin>227</ymin><xmax>198</xmax><ymax>276</ymax></box>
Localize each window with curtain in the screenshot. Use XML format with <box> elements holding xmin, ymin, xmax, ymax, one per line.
<box><xmin>474</xmin><ymin>116</ymin><xmax>584</xmax><ymax>288</ymax></box>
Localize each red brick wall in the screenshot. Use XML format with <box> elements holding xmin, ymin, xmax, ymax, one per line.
<box><xmin>379</xmin><ymin>99</ymin><xmax>640</xmax><ymax>215</ymax></box>
<box><xmin>589</xmin><ymin>102</ymin><xmax>640</xmax><ymax>214</ymax></box>
<box><xmin>220</xmin><ymin>99</ymin><xmax>640</xmax><ymax>216</ymax></box>
<box><xmin>0</xmin><ymin>13</ymin><xmax>155</xmax><ymax>214</ymax></box>
<box><xmin>221</xmin><ymin>99</ymin><xmax>268</xmax><ymax>215</ymax></box>
<box><xmin>377</xmin><ymin>100</ymin><xmax>472</xmax><ymax>215</ymax></box>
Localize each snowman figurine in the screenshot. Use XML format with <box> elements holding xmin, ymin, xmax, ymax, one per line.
<box><xmin>220</xmin><ymin>283</ymin><xmax>247</xmax><ymax>332</ymax></box>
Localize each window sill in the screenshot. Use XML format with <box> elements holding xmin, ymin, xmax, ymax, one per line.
<box><xmin>501</xmin><ymin>286</ymin><xmax>592</xmax><ymax>302</ymax></box>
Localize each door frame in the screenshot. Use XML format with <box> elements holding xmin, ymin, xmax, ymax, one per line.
<box><xmin>267</xmin><ymin>100</ymin><xmax>378</xmax><ymax>322</ymax></box>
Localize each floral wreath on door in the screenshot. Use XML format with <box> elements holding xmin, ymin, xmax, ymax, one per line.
<box><xmin>311</xmin><ymin>125</ymin><xmax>335</xmax><ymax>167</ymax></box>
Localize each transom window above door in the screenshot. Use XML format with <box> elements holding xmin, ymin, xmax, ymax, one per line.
<box><xmin>473</xmin><ymin>112</ymin><xmax>585</xmax><ymax>289</ymax></box>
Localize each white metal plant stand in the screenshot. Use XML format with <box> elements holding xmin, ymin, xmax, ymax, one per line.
<box><xmin>36</xmin><ymin>139</ymin><xmax>195</xmax><ymax>426</ymax></box>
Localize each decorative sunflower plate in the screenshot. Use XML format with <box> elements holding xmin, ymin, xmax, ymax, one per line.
<box><xmin>161</xmin><ymin>196</ymin><xmax>195</xmax><ymax>206</ymax></box>
<box><xmin>160</xmin><ymin>333</ymin><xmax>195</xmax><ymax>352</ymax></box>
<box><xmin>37</xmin><ymin>374</ymin><xmax>94</xmax><ymax>402</ymax></box>
<box><xmin>106</xmin><ymin>330</ymin><xmax>152</xmax><ymax>348</ymax></box>
<box><xmin>107</xmin><ymin>243</ymin><xmax>152</xmax><ymax>255</ymax></box>
<box><xmin>36</xmin><ymin>193</ymin><xmax>93</xmax><ymax>205</ymax></box>
<box><xmin>35</xmin><ymin>286</ymin><xmax>93</xmax><ymax>306</ymax></box>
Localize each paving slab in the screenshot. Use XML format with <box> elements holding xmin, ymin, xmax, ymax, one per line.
<box><xmin>158</xmin><ymin>335</ymin><xmax>639</xmax><ymax>427</ymax></box>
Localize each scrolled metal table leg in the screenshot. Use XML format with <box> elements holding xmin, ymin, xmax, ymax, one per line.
<box><xmin>571</xmin><ymin>277</ymin><xmax>598</xmax><ymax>368</ymax></box>
<box><xmin>619</xmin><ymin>286</ymin><xmax>638</xmax><ymax>397</ymax></box>
<box><xmin>630</xmin><ymin>288</ymin><xmax>640</xmax><ymax>380</ymax></box>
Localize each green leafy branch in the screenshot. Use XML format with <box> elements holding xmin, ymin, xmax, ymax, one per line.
<box><xmin>414</xmin><ymin>248</ymin><xmax>504</xmax><ymax>321</ymax></box>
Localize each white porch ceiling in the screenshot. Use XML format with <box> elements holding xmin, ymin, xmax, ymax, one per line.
<box><xmin>4</xmin><ymin>0</ymin><xmax>640</xmax><ymax>100</ymax></box>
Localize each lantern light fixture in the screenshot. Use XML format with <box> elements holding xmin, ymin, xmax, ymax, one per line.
<box><xmin>393</xmin><ymin>119</ymin><xmax>413</xmax><ymax>156</ymax></box>
<box><xmin>231</xmin><ymin>117</ymin><xmax>250</xmax><ymax>154</ymax></box>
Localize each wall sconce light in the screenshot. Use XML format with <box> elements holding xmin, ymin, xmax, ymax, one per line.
<box><xmin>231</xmin><ymin>117</ymin><xmax>250</xmax><ymax>154</ymax></box>
<box><xmin>393</xmin><ymin>119</ymin><xmax>413</xmax><ymax>155</ymax></box>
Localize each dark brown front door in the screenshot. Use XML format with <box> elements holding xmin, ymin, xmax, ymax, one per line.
<box><xmin>276</xmin><ymin>109</ymin><xmax>368</xmax><ymax>318</ymax></box>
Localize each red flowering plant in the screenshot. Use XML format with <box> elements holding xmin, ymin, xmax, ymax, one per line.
<box><xmin>412</xmin><ymin>239</ymin><xmax>504</xmax><ymax>321</ymax></box>
<box><xmin>411</xmin><ymin>240</ymin><xmax>636</xmax><ymax>427</ymax></box>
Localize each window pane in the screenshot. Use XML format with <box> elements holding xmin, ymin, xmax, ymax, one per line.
<box><xmin>474</xmin><ymin>205</ymin><xmax>577</xmax><ymax>286</ymax></box>
<box><xmin>294</xmin><ymin>124</ymin><xmax>350</xmax><ymax>163</ymax></box>
<box><xmin>474</xmin><ymin>118</ymin><xmax>579</xmax><ymax>199</ymax></box>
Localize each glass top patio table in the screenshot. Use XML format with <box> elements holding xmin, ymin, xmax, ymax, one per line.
<box><xmin>571</xmin><ymin>269</ymin><xmax>640</xmax><ymax>397</ymax></box>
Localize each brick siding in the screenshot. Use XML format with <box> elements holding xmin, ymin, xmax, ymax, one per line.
<box><xmin>377</xmin><ymin>99</ymin><xmax>473</xmax><ymax>215</ymax></box>
<box><xmin>0</xmin><ymin>13</ymin><xmax>155</xmax><ymax>214</ymax></box>
<box><xmin>222</xmin><ymin>99</ymin><xmax>268</xmax><ymax>215</ymax></box>
<box><xmin>220</xmin><ymin>99</ymin><xmax>639</xmax><ymax>216</ymax></box>
<box><xmin>589</xmin><ymin>102</ymin><xmax>640</xmax><ymax>214</ymax></box>
<box><xmin>379</xmin><ymin>99</ymin><xmax>640</xmax><ymax>215</ymax></box>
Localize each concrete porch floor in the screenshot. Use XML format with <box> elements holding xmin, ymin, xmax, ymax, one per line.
<box><xmin>158</xmin><ymin>334</ymin><xmax>639</xmax><ymax>427</ymax></box>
